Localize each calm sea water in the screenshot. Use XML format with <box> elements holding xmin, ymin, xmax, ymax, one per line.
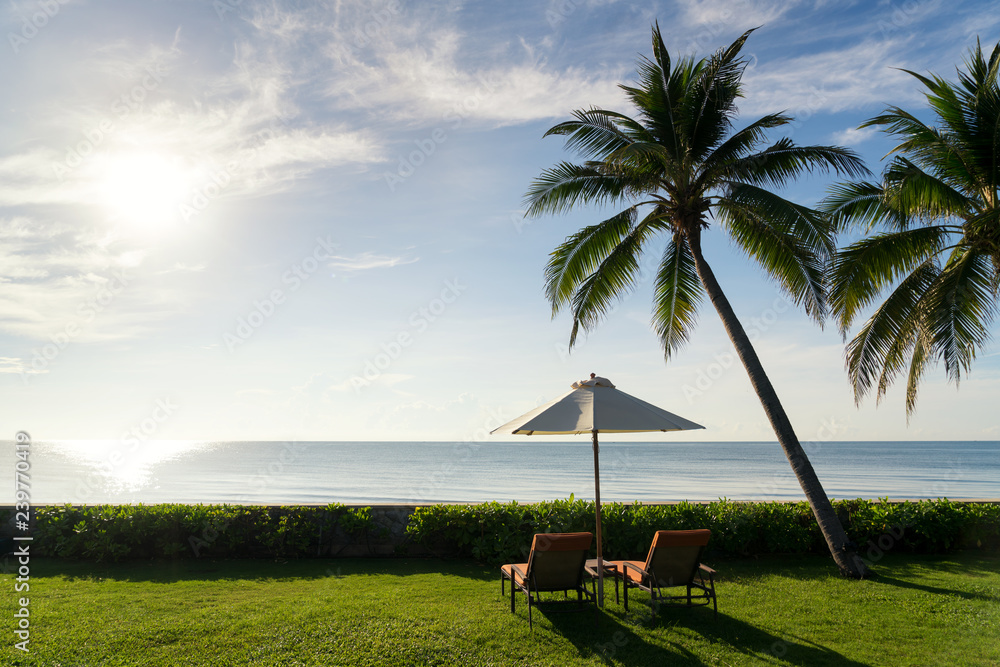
<box><xmin>3</xmin><ymin>440</ymin><xmax>998</xmax><ymax>505</ymax></box>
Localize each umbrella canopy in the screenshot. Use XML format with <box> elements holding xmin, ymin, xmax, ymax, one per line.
<box><xmin>499</xmin><ymin>377</ymin><xmax>703</xmax><ymax>435</ymax></box>
<box><xmin>491</xmin><ymin>376</ymin><xmax>704</xmax><ymax>605</ymax></box>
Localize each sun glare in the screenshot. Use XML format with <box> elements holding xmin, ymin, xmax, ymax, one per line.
<box><xmin>94</xmin><ymin>152</ymin><xmax>195</xmax><ymax>230</ymax></box>
<box><xmin>50</xmin><ymin>440</ymin><xmax>206</xmax><ymax>494</ymax></box>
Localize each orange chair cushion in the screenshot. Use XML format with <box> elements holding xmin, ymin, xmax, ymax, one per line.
<box><xmin>612</xmin><ymin>560</ymin><xmax>647</xmax><ymax>585</ymax></box>
<box><xmin>501</xmin><ymin>563</ymin><xmax>529</xmax><ymax>586</ymax></box>
<box><xmin>502</xmin><ymin>533</ymin><xmax>592</xmax><ymax>587</ymax></box>
<box><xmin>650</xmin><ymin>529</ymin><xmax>710</xmax><ymax>548</ymax></box>
<box><xmin>531</xmin><ymin>532</ymin><xmax>593</xmax><ymax>552</ymax></box>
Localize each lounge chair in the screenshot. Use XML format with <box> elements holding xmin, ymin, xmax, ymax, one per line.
<box><xmin>500</xmin><ymin>532</ymin><xmax>597</xmax><ymax>629</ymax></box>
<box><xmin>610</xmin><ymin>529</ymin><xmax>717</xmax><ymax>621</ymax></box>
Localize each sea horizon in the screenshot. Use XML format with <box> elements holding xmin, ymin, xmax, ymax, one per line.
<box><xmin>5</xmin><ymin>439</ymin><xmax>998</xmax><ymax>506</ymax></box>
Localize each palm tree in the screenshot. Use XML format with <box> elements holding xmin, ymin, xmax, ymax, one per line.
<box><xmin>524</xmin><ymin>25</ymin><xmax>871</xmax><ymax>577</ymax></box>
<box><xmin>821</xmin><ymin>40</ymin><xmax>1000</xmax><ymax>417</ymax></box>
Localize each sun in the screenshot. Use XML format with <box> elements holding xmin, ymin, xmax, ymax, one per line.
<box><xmin>93</xmin><ymin>151</ymin><xmax>196</xmax><ymax>230</ymax></box>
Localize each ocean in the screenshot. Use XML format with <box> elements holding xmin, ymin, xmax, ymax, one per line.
<box><xmin>4</xmin><ymin>439</ymin><xmax>998</xmax><ymax>506</ymax></box>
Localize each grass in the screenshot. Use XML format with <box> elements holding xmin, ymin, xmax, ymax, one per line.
<box><xmin>2</xmin><ymin>552</ymin><xmax>999</xmax><ymax>666</ymax></box>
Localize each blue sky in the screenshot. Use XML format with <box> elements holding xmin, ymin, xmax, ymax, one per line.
<box><xmin>2</xmin><ymin>0</ymin><xmax>998</xmax><ymax>443</ymax></box>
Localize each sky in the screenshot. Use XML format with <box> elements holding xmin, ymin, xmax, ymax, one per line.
<box><xmin>1</xmin><ymin>0</ymin><xmax>998</xmax><ymax>444</ymax></box>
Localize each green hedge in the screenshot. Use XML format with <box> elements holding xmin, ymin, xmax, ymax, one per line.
<box><xmin>5</xmin><ymin>498</ymin><xmax>998</xmax><ymax>563</ymax></box>
<box><xmin>406</xmin><ymin>497</ymin><xmax>1000</xmax><ymax>565</ymax></box>
<box><xmin>17</xmin><ymin>503</ymin><xmax>378</xmax><ymax>561</ymax></box>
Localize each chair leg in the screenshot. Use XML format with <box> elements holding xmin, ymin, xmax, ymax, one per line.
<box><xmin>709</xmin><ymin>576</ymin><xmax>718</xmax><ymax>618</ymax></box>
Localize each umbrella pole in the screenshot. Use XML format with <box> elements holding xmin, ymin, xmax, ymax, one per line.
<box><xmin>592</xmin><ymin>429</ymin><xmax>604</xmax><ymax>607</ymax></box>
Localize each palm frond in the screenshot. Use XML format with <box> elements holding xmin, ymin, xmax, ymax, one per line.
<box><xmin>562</xmin><ymin>212</ymin><xmax>663</xmax><ymax>347</ymax></box>
<box><xmin>845</xmin><ymin>261</ymin><xmax>939</xmax><ymax>403</ymax></box>
<box><xmin>717</xmin><ymin>185</ymin><xmax>832</xmax><ymax>323</ymax></box>
<box><xmin>923</xmin><ymin>246</ymin><xmax>999</xmax><ymax>384</ymax></box>
<box><xmin>883</xmin><ymin>156</ymin><xmax>976</xmax><ymax>218</ymax></box>
<box><xmin>652</xmin><ymin>234</ymin><xmax>703</xmax><ymax>358</ymax></box>
<box><xmin>622</xmin><ymin>22</ymin><xmax>688</xmax><ymax>159</ymax></box>
<box><xmin>725</xmin><ymin>140</ymin><xmax>870</xmax><ymax>189</ymax></box>
<box><xmin>903</xmin><ymin>332</ymin><xmax>932</xmax><ymax>418</ymax></box>
<box><xmin>698</xmin><ymin>112</ymin><xmax>792</xmax><ymax>180</ymax></box>
<box><xmin>684</xmin><ymin>28</ymin><xmax>756</xmax><ymax>162</ymax></box>
<box><xmin>830</xmin><ymin>226</ymin><xmax>949</xmax><ymax>334</ymax></box>
<box><xmin>820</xmin><ymin>181</ymin><xmax>910</xmax><ymax>232</ymax></box>
<box><xmin>543</xmin><ymin>108</ymin><xmax>646</xmax><ymax>160</ymax></box>
<box><xmin>544</xmin><ymin>207</ymin><xmax>638</xmax><ymax>312</ymax></box>
<box><xmin>523</xmin><ymin>162</ymin><xmax>631</xmax><ymax>216</ymax></box>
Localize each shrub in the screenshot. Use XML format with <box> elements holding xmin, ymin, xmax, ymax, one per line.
<box><xmin>10</xmin><ymin>499</ymin><xmax>999</xmax><ymax>562</ymax></box>
<box><xmin>407</xmin><ymin>498</ymin><xmax>1000</xmax><ymax>565</ymax></box>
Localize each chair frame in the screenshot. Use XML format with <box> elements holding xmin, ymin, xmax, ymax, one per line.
<box><xmin>615</xmin><ymin>529</ymin><xmax>717</xmax><ymax>622</ymax></box>
<box><xmin>500</xmin><ymin>532</ymin><xmax>597</xmax><ymax>629</ymax></box>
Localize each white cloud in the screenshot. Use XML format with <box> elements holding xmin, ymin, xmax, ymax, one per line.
<box><xmin>741</xmin><ymin>39</ymin><xmax>917</xmax><ymax>116</ymax></box>
<box><xmin>327</xmin><ymin>252</ymin><xmax>418</xmax><ymax>271</ymax></box>
<box><xmin>166</xmin><ymin>263</ymin><xmax>207</xmax><ymax>273</ymax></box>
<box><xmin>213</xmin><ymin>0</ymin><xmax>626</xmax><ymax>127</ymax></box>
<box><xmin>0</xmin><ymin>357</ymin><xmax>45</xmax><ymax>375</ymax></box>
<box><xmin>0</xmin><ymin>219</ymin><xmax>179</xmax><ymax>341</ymax></box>
<box><xmin>324</xmin><ymin>37</ymin><xmax>627</xmax><ymax>126</ymax></box>
<box><xmin>831</xmin><ymin>125</ymin><xmax>877</xmax><ymax>146</ymax></box>
<box><xmin>0</xmin><ymin>36</ymin><xmax>384</xmax><ymax>215</ymax></box>
<box><xmin>677</xmin><ymin>0</ymin><xmax>800</xmax><ymax>34</ymax></box>
<box><xmin>326</xmin><ymin>373</ymin><xmax>414</xmax><ymax>393</ymax></box>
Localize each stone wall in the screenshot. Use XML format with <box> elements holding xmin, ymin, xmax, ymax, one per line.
<box><xmin>326</xmin><ymin>505</ymin><xmax>425</xmax><ymax>557</ymax></box>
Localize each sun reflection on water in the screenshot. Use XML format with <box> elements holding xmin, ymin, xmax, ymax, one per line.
<box><xmin>48</xmin><ymin>440</ymin><xmax>208</xmax><ymax>494</ymax></box>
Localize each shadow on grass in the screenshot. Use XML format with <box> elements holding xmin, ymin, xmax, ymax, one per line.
<box><xmin>27</xmin><ymin>557</ymin><xmax>496</xmax><ymax>584</ymax></box>
<box><xmin>866</xmin><ymin>551</ymin><xmax>1000</xmax><ymax>578</ymax></box>
<box><xmin>545</xmin><ymin>605</ymin><xmax>874</xmax><ymax>667</ymax></box>
<box><xmin>872</xmin><ymin>572</ymin><xmax>1000</xmax><ymax>603</ymax></box>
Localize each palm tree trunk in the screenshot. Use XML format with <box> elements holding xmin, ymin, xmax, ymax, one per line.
<box><xmin>686</xmin><ymin>228</ymin><xmax>870</xmax><ymax>578</ymax></box>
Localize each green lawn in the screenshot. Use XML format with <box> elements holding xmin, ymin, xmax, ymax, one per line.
<box><xmin>3</xmin><ymin>552</ymin><xmax>998</xmax><ymax>666</ymax></box>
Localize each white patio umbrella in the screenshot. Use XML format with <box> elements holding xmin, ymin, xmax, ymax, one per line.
<box><xmin>490</xmin><ymin>376</ymin><xmax>704</xmax><ymax>605</ymax></box>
